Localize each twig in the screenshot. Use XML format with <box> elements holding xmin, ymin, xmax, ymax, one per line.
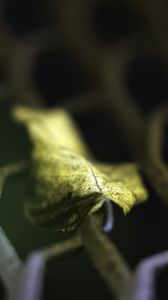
<box><xmin>0</xmin><ymin>227</ymin><xmax>23</xmax><ymax>297</ymax></box>
<box><xmin>143</xmin><ymin>106</ymin><xmax>168</xmax><ymax>204</ymax></box>
<box><xmin>134</xmin><ymin>0</ymin><xmax>168</xmax><ymax>60</ymax></box>
<box><xmin>129</xmin><ymin>250</ymin><xmax>168</xmax><ymax>300</ymax></box>
<box><xmin>43</xmin><ymin>235</ymin><xmax>82</xmax><ymax>260</ymax></box>
<box><xmin>11</xmin><ymin>235</ymin><xmax>82</xmax><ymax>300</ymax></box>
<box><xmin>0</xmin><ymin>162</ymin><xmax>27</xmax><ymax>199</ymax></box>
<box><xmin>80</xmin><ymin>215</ymin><xmax>132</xmax><ymax>300</ymax></box>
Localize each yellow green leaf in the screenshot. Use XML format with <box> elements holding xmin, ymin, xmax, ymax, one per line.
<box><xmin>12</xmin><ymin>106</ymin><xmax>148</xmax><ymax>231</ymax></box>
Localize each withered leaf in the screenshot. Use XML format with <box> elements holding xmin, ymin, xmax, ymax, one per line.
<box><xmin>12</xmin><ymin>106</ymin><xmax>148</xmax><ymax>231</ymax></box>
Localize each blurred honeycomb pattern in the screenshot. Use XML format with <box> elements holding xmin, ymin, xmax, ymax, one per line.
<box><xmin>0</xmin><ymin>0</ymin><xmax>168</xmax><ymax>299</ymax></box>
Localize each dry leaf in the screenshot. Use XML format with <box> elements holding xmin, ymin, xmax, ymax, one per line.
<box><xmin>12</xmin><ymin>106</ymin><xmax>148</xmax><ymax>231</ymax></box>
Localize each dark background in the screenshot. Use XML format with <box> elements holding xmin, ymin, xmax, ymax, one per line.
<box><xmin>0</xmin><ymin>0</ymin><xmax>168</xmax><ymax>299</ymax></box>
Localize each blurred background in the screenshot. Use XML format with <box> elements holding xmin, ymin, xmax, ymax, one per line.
<box><xmin>0</xmin><ymin>0</ymin><xmax>168</xmax><ymax>299</ymax></box>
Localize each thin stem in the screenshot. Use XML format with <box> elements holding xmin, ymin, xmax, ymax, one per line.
<box><xmin>80</xmin><ymin>215</ymin><xmax>132</xmax><ymax>300</ymax></box>
<box><xmin>143</xmin><ymin>106</ymin><xmax>168</xmax><ymax>204</ymax></box>
<box><xmin>129</xmin><ymin>250</ymin><xmax>168</xmax><ymax>300</ymax></box>
<box><xmin>0</xmin><ymin>162</ymin><xmax>27</xmax><ymax>198</ymax></box>
<box><xmin>135</xmin><ymin>0</ymin><xmax>168</xmax><ymax>59</ymax></box>
<box><xmin>11</xmin><ymin>235</ymin><xmax>82</xmax><ymax>300</ymax></box>
<box><xmin>60</xmin><ymin>92</ymin><xmax>103</xmax><ymax>114</ymax></box>
<box><xmin>43</xmin><ymin>235</ymin><xmax>82</xmax><ymax>260</ymax></box>
<box><xmin>0</xmin><ymin>227</ymin><xmax>23</xmax><ymax>296</ymax></box>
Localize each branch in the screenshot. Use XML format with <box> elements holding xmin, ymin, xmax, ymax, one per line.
<box><xmin>0</xmin><ymin>227</ymin><xmax>23</xmax><ymax>297</ymax></box>
<box><xmin>80</xmin><ymin>215</ymin><xmax>132</xmax><ymax>299</ymax></box>
<box><xmin>10</xmin><ymin>235</ymin><xmax>82</xmax><ymax>300</ymax></box>
<box><xmin>144</xmin><ymin>106</ymin><xmax>168</xmax><ymax>204</ymax></box>
<box><xmin>129</xmin><ymin>250</ymin><xmax>168</xmax><ymax>300</ymax></box>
